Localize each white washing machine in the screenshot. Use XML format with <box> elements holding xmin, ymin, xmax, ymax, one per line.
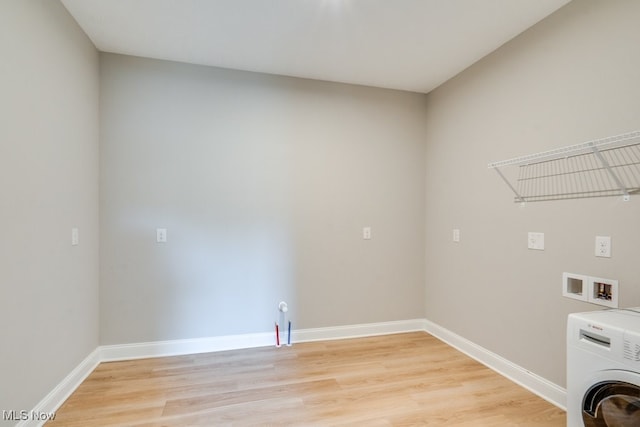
<box><xmin>567</xmin><ymin>308</ymin><xmax>640</xmax><ymax>426</ymax></box>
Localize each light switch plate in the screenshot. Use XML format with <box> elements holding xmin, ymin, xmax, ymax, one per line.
<box><xmin>453</xmin><ymin>228</ymin><xmax>460</xmax><ymax>242</ymax></box>
<box><xmin>528</xmin><ymin>232</ymin><xmax>544</xmax><ymax>250</ymax></box>
<box><xmin>71</xmin><ymin>228</ymin><xmax>79</xmax><ymax>246</ymax></box>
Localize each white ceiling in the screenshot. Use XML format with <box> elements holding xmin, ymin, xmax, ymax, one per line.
<box><xmin>61</xmin><ymin>0</ymin><xmax>570</xmax><ymax>94</ymax></box>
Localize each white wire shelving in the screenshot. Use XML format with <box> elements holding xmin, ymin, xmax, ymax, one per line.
<box><xmin>488</xmin><ymin>131</ymin><xmax>640</xmax><ymax>203</ymax></box>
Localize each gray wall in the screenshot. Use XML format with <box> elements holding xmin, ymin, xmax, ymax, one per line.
<box><xmin>423</xmin><ymin>0</ymin><xmax>640</xmax><ymax>387</ymax></box>
<box><xmin>99</xmin><ymin>54</ymin><xmax>427</xmax><ymax>344</ymax></box>
<box><xmin>0</xmin><ymin>0</ymin><xmax>99</xmax><ymax>420</ymax></box>
<box><xmin>6</xmin><ymin>0</ymin><xmax>639</xmax><ymax>411</ymax></box>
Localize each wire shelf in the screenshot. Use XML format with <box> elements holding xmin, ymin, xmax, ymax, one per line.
<box><xmin>488</xmin><ymin>131</ymin><xmax>640</xmax><ymax>203</ymax></box>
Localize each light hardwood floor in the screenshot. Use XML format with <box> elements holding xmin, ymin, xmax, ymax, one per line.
<box><xmin>47</xmin><ymin>332</ymin><xmax>565</xmax><ymax>426</ymax></box>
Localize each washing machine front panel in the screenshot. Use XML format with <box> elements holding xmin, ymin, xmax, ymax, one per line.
<box><xmin>567</xmin><ymin>310</ymin><xmax>640</xmax><ymax>427</ymax></box>
<box><xmin>582</xmin><ymin>379</ymin><xmax>640</xmax><ymax>426</ymax></box>
<box><xmin>575</xmin><ymin>370</ymin><xmax>640</xmax><ymax>427</ymax></box>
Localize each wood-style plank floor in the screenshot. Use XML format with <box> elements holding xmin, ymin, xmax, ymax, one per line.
<box><xmin>47</xmin><ymin>332</ymin><xmax>565</xmax><ymax>426</ymax></box>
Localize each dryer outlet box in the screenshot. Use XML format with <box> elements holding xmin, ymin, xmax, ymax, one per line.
<box><xmin>563</xmin><ymin>273</ymin><xmax>588</xmax><ymax>302</ymax></box>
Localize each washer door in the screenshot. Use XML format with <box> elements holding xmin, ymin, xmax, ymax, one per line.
<box><xmin>583</xmin><ymin>380</ymin><xmax>640</xmax><ymax>426</ymax></box>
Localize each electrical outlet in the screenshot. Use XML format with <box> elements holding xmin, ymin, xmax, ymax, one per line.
<box><xmin>595</xmin><ymin>236</ymin><xmax>611</xmax><ymax>258</ymax></box>
<box><xmin>363</xmin><ymin>227</ymin><xmax>372</xmax><ymax>240</ymax></box>
<box><xmin>71</xmin><ymin>228</ymin><xmax>79</xmax><ymax>246</ymax></box>
<box><xmin>528</xmin><ymin>232</ymin><xmax>544</xmax><ymax>250</ymax></box>
<box><xmin>156</xmin><ymin>228</ymin><xmax>167</xmax><ymax>243</ymax></box>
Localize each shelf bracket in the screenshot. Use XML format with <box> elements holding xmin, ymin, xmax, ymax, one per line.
<box><xmin>590</xmin><ymin>143</ymin><xmax>630</xmax><ymax>201</ymax></box>
<box><xmin>493</xmin><ymin>166</ymin><xmax>525</xmax><ymax>204</ymax></box>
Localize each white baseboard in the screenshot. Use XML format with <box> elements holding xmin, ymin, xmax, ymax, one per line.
<box><xmin>16</xmin><ymin>348</ymin><xmax>101</xmax><ymax>427</ymax></box>
<box><xmin>422</xmin><ymin>318</ymin><xmax>567</xmax><ymax>410</ymax></box>
<box><xmin>100</xmin><ymin>318</ymin><xmax>426</xmax><ymax>361</ymax></box>
<box><xmin>292</xmin><ymin>318</ymin><xmax>427</xmax><ymax>343</ymax></box>
<box><xmin>100</xmin><ymin>331</ymin><xmax>274</xmax><ymax>362</ymax></box>
<box><xmin>27</xmin><ymin>318</ymin><xmax>566</xmax><ymax>424</ymax></box>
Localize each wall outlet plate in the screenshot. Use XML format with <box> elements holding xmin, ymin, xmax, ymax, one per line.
<box><xmin>595</xmin><ymin>236</ymin><xmax>611</xmax><ymax>258</ymax></box>
<box><xmin>363</xmin><ymin>227</ymin><xmax>372</xmax><ymax>240</ymax></box>
<box><xmin>71</xmin><ymin>228</ymin><xmax>79</xmax><ymax>246</ymax></box>
<box><xmin>156</xmin><ymin>228</ymin><xmax>167</xmax><ymax>243</ymax></box>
